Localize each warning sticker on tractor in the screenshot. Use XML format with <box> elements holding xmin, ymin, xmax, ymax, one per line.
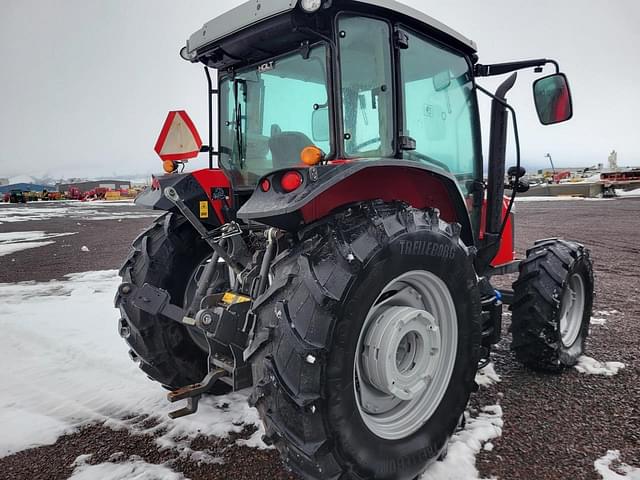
<box><xmin>222</xmin><ymin>292</ymin><xmax>251</xmax><ymax>305</ymax></box>
<box><xmin>199</xmin><ymin>201</ymin><xmax>209</xmax><ymax>219</ymax></box>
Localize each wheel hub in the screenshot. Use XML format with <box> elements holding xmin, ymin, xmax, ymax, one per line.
<box><xmin>361</xmin><ymin>306</ymin><xmax>440</xmax><ymax>401</ymax></box>
<box><xmin>354</xmin><ymin>270</ymin><xmax>458</xmax><ymax>440</ymax></box>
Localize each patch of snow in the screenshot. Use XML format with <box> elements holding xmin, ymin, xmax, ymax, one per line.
<box><xmin>0</xmin><ymin>231</ymin><xmax>75</xmax><ymax>244</ymax></box>
<box><xmin>595</xmin><ymin>450</ymin><xmax>640</xmax><ymax>479</ymax></box>
<box><xmin>591</xmin><ymin>317</ymin><xmax>608</xmax><ymax>326</ymax></box>
<box><xmin>0</xmin><ymin>202</ymin><xmax>156</xmax><ymax>223</ymax></box>
<box><xmin>0</xmin><ymin>240</ymin><xmax>56</xmax><ymax>257</ymax></box>
<box><xmin>188</xmin><ymin>450</ymin><xmax>224</xmax><ymax>465</ymax></box>
<box><xmin>615</xmin><ymin>188</ymin><xmax>640</xmax><ymax>198</ymax></box>
<box><xmin>575</xmin><ymin>356</ymin><xmax>625</xmax><ymax>376</ymax></box>
<box><xmin>420</xmin><ymin>405</ymin><xmax>503</xmax><ymax>480</ymax></box>
<box><xmin>0</xmin><ymin>409</ymin><xmax>68</xmax><ymax>457</ymax></box>
<box><xmin>475</xmin><ymin>363</ymin><xmax>501</xmax><ymax>387</ymax></box>
<box><xmin>595</xmin><ymin>310</ymin><xmax>620</xmax><ymax>316</ymax></box>
<box><xmin>0</xmin><ymin>271</ymin><xmax>265</xmax><ymax>458</ymax></box>
<box><xmin>81</xmin><ymin>245</ymin><xmax>90</xmax><ymax>252</ymax></box>
<box><xmin>69</xmin><ymin>454</ymin><xmax>185</xmax><ymax>480</ymax></box>
<box><xmin>515</xmin><ymin>196</ymin><xmax>587</xmax><ymax>202</ymax></box>
<box><xmin>0</xmin><ymin>231</ymin><xmax>77</xmax><ymax>257</ymax></box>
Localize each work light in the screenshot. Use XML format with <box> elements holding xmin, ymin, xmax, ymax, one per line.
<box><xmin>299</xmin><ymin>0</ymin><xmax>322</xmax><ymax>13</ymax></box>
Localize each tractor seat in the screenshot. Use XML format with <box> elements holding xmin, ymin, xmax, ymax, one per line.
<box><xmin>269</xmin><ymin>130</ymin><xmax>313</xmax><ymax>169</ymax></box>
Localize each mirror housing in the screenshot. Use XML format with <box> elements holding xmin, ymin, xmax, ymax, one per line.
<box><xmin>311</xmin><ymin>107</ymin><xmax>330</xmax><ymax>142</ymax></box>
<box><xmin>533</xmin><ymin>73</ymin><xmax>573</xmax><ymax>125</ymax></box>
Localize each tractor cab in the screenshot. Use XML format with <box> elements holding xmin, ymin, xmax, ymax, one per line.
<box><xmin>183</xmin><ymin>0</ymin><xmax>482</xmax><ymax>194</ymax></box>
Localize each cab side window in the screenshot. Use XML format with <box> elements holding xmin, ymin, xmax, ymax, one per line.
<box><xmin>400</xmin><ymin>30</ymin><xmax>480</xmax><ymax>190</ymax></box>
<box><xmin>339</xmin><ymin>16</ymin><xmax>394</xmax><ymax>158</ymax></box>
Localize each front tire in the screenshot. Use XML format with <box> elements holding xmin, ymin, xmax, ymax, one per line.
<box><xmin>250</xmin><ymin>202</ymin><xmax>481</xmax><ymax>480</ymax></box>
<box><xmin>511</xmin><ymin>239</ymin><xmax>594</xmax><ymax>371</ymax></box>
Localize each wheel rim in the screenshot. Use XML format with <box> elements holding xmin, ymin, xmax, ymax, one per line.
<box><xmin>559</xmin><ymin>273</ymin><xmax>586</xmax><ymax>347</ymax></box>
<box><xmin>354</xmin><ymin>270</ymin><xmax>458</xmax><ymax>440</ymax></box>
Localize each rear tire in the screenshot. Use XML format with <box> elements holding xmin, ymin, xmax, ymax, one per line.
<box><xmin>115</xmin><ymin>213</ymin><xmax>213</xmax><ymax>389</ymax></box>
<box><xmin>249</xmin><ymin>202</ymin><xmax>481</xmax><ymax>480</ymax></box>
<box><xmin>510</xmin><ymin>239</ymin><xmax>594</xmax><ymax>372</ymax></box>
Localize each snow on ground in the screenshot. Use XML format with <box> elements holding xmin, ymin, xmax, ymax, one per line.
<box><xmin>592</xmin><ymin>310</ymin><xmax>621</xmax><ymax>325</ymax></box>
<box><xmin>515</xmin><ymin>196</ymin><xmax>588</xmax><ymax>202</ymax></box>
<box><xmin>0</xmin><ymin>201</ymin><xmax>157</xmax><ymax>223</ymax></box>
<box><xmin>69</xmin><ymin>454</ymin><xmax>185</xmax><ymax>480</ymax></box>
<box><xmin>575</xmin><ymin>356</ymin><xmax>625</xmax><ymax>376</ymax></box>
<box><xmin>0</xmin><ymin>240</ymin><xmax>56</xmax><ymax>256</ymax></box>
<box><xmin>420</xmin><ymin>405</ymin><xmax>503</xmax><ymax>480</ymax></box>
<box><xmin>475</xmin><ymin>362</ymin><xmax>501</xmax><ymax>387</ymax></box>
<box><xmin>595</xmin><ymin>450</ymin><xmax>640</xmax><ymax>479</ymax></box>
<box><xmin>0</xmin><ymin>271</ymin><xmax>263</xmax><ymax>458</ymax></box>
<box><xmin>615</xmin><ymin>188</ymin><xmax>640</xmax><ymax>198</ymax></box>
<box><xmin>0</xmin><ymin>231</ymin><xmax>77</xmax><ymax>257</ymax></box>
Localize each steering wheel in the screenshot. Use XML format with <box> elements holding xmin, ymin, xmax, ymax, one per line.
<box><xmin>353</xmin><ymin>137</ymin><xmax>381</xmax><ymax>152</ymax></box>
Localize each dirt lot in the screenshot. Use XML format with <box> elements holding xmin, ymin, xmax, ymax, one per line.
<box><xmin>0</xmin><ymin>197</ymin><xmax>638</xmax><ymax>479</ymax></box>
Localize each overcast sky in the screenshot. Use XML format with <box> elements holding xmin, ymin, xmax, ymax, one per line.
<box><xmin>1</xmin><ymin>0</ymin><xmax>638</xmax><ymax>180</ymax></box>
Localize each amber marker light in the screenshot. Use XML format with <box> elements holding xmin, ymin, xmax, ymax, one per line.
<box><xmin>300</xmin><ymin>145</ymin><xmax>324</xmax><ymax>166</ymax></box>
<box><xmin>163</xmin><ymin>160</ymin><xmax>177</xmax><ymax>173</ymax></box>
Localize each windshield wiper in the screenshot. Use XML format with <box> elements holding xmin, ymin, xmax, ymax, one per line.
<box><xmin>233</xmin><ymin>78</ymin><xmax>246</xmax><ymax>168</ymax></box>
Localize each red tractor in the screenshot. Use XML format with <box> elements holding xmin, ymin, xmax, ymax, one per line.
<box><xmin>116</xmin><ymin>1</ymin><xmax>593</xmax><ymax>479</ymax></box>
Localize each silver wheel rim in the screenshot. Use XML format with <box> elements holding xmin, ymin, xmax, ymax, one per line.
<box><xmin>354</xmin><ymin>270</ymin><xmax>458</xmax><ymax>440</ymax></box>
<box><xmin>559</xmin><ymin>273</ymin><xmax>585</xmax><ymax>347</ymax></box>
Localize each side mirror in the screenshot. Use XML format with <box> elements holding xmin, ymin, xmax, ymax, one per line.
<box><xmin>533</xmin><ymin>73</ymin><xmax>573</xmax><ymax>125</ymax></box>
<box><xmin>311</xmin><ymin>107</ymin><xmax>330</xmax><ymax>142</ymax></box>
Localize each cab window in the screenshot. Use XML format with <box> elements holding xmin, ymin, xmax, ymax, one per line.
<box><xmin>339</xmin><ymin>15</ymin><xmax>394</xmax><ymax>158</ymax></box>
<box><xmin>400</xmin><ymin>29</ymin><xmax>480</xmax><ymax>192</ymax></box>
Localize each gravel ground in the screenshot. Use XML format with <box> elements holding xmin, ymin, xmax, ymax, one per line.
<box><xmin>1</xmin><ymin>197</ymin><xmax>639</xmax><ymax>479</ymax></box>
<box><xmin>0</xmin><ymin>201</ymin><xmax>154</xmax><ymax>283</ymax></box>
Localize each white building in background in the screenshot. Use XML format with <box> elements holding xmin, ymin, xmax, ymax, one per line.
<box><xmin>608</xmin><ymin>150</ymin><xmax>618</xmax><ymax>170</ymax></box>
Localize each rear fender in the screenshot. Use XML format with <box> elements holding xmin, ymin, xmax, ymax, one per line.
<box><xmin>237</xmin><ymin>160</ymin><xmax>474</xmax><ymax>247</ymax></box>
<box><xmin>135</xmin><ymin>169</ymin><xmax>231</xmax><ymax>226</ymax></box>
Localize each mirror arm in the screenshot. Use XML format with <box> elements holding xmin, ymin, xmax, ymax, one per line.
<box><xmin>475</xmin><ymin>58</ymin><xmax>559</xmax><ymax>77</ymax></box>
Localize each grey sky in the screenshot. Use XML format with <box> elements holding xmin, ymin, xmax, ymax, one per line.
<box><xmin>1</xmin><ymin>0</ymin><xmax>638</xmax><ymax>179</ymax></box>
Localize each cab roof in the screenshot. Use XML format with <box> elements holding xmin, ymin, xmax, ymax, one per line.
<box><xmin>185</xmin><ymin>0</ymin><xmax>477</xmax><ymax>61</ymax></box>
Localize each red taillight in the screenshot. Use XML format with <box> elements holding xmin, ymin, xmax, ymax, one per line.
<box><xmin>281</xmin><ymin>171</ymin><xmax>303</xmax><ymax>193</ymax></box>
<box><xmin>260</xmin><ymin>178</ymin><xmax>271</xmax><ymax>192</ymax></box>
